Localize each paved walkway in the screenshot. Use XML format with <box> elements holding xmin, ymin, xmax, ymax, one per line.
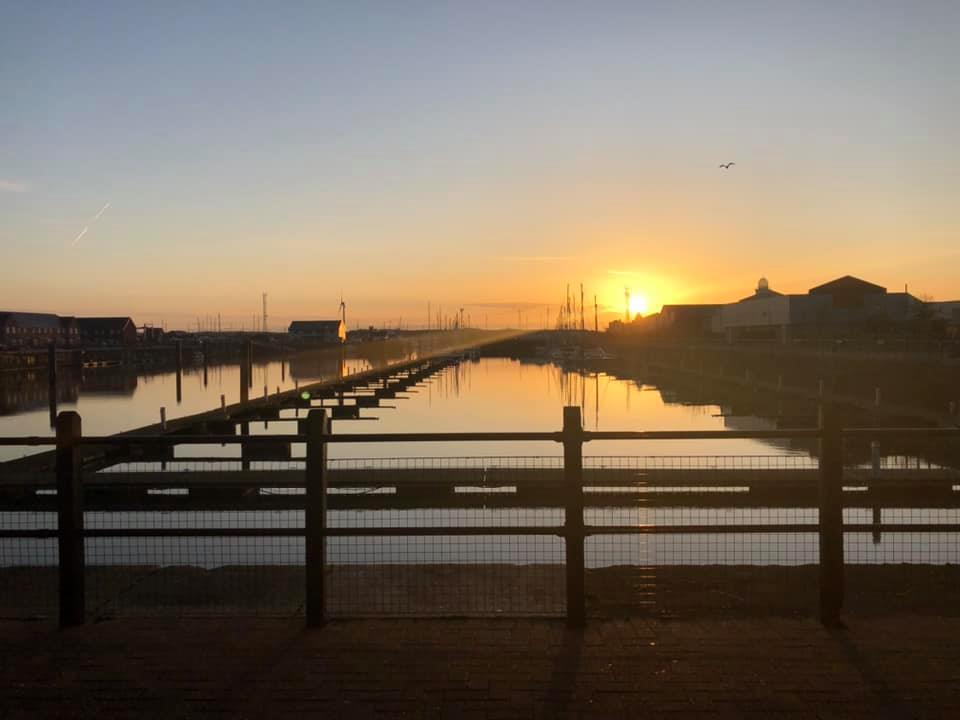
<box><xmin>2</xmin><ymin>616</ymin><xmax>959</xmax><ymax>719</ymax></box>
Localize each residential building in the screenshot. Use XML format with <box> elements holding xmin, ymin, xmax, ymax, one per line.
<box><xmin>288</xmin><ymin>320</ymin><xmax>347</xmax><ymax>344</ymax></box>
<box><xmin>140</xmin><ymin>325</ymin><xmax>165</xmax><ymax>344</ymax></box>
<box><xmin>77</xmin><ymin>317</ymin><xmax>138</xmax><ymax>346</ymax></box>
<box><xmin>0</xmin><ymin>312</ymin><xmax>78</xmax><ymax>348</ymax></box>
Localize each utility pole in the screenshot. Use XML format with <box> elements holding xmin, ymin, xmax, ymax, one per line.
<box><xmin>594</xmin><ymin>295</ymin><xmax>598</xmax><ymax>333</ymax></box>
<box><xmin>427</xmin><ymin>301</ymin><xmax>431</xmax><ymax>331</ymax></box>
<box><xmin>262</xmin><ymin>292</ymin><xmax>268</xmax><ymax>334</ymax></box>
<box><xmin>624</xmin><ymin>288</ymin><xmax>631</xmax><ymax>323</ymax></box>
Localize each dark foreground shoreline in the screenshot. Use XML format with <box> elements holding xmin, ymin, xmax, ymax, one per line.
<box><xmin>3</xmin><ymin>564</ymin><xmax>958</xmax><ymax>620</ymax></box>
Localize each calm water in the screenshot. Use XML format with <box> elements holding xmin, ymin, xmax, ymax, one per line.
<box><xmin>2</xmin><ymin>357</ymin><xmax>956</xmax><ymax>569</ymax></box>
<box><xmin>1</xmin><ymin>355</ymin><xmax>804</xmax><ymax>461</ymax></box>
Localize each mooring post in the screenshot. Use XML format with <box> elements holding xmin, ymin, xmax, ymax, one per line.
<box><xmin>305</xmin><ymin>408</ymin><xmax>330</xmax><ymax>627</ymax></box>
<box><xmin>874</xmin><ymin>387</ymin><xmax>881</xmax><ymax>408</ymax></box>
<box><xmin>56</xmin><ymin>411</ymin><xmax>85</xmax><ymax>628</ymax></box>
<box><xmin>818</xmin><ymin>405</ymin><xmax>844</xmax><ymax>626</ymax></box>
<box><xmin>246</xmin><ymin>340</ymin><xmax>253</xmax><ymax>388</ymax></box>
<box><xmin>48</xmin><ymin>342</ymin><xmax>58</xmax><ymax>428</ymax></box>
<box><xmin>160</xmin><ymin>406</ymin><xmax>167</xmax><ymax>431</ymax></box>
<box><xmin>240</xmin><ymin>354</ymin><xmax>249</xmax><ymax>404</ymax></box>
<box><xmin>220</xmin><ymin>394</ymin><xmax>226</xmax><ymax>415</ymax></box>
<box><xmin>563</xmin><ymin>405</ymin><xmax>586</xmax><ymax>627</ymax></box>
<box><xmin>175</xmin><ymin>340</ymin><xmax>183</xmax><ymax>404</ymax></box>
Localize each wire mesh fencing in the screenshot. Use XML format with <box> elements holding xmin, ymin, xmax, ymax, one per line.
<box><xmin>581</xmin><ymin>455</ymin><xmax>822</xmax><ymax>618</ymax></box>
<box><xmin>841</xmin><ymin>432</ymin><xmax>960</xmax><ymax>617</ymax></box>
<box><xmin>4</xmin><ymin>418</ymin><xmax>960</xmax><ymax>624</ymax></box>
<box><xmin>80</xmin><ymin>457</ymin><xmax>571</xmax><ymax>618</ymax></box>
<box><xmin>325</xmin><ymin>457</ymin><xmax>567</xmax><ymax>617</ymax></box>
<box><xmin>0</xmin><ymin>510</ymin><xmax>58</xmax><ymax>619</ymax></box>
<box><xmin>326</xmin><ymin>532</ymin><xmax>565</xmax><ymax>617</ymax></box>
<box><xmin>83</xmin><ymin>510</ymin><xmax>304</xmax><ymax>619</ymax></box>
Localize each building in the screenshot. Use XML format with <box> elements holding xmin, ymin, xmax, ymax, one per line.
<box><xmin>656</xmin><ymin>304</ymin><xmax>722</xmax><ymax>337</ymax></box>
<box><xmin>288</xmin><ymin>320</ymin><xmax>347</xmax><ymax>344</ymax></box>
<box><xmin>0</xmin><ymin>312</ymin><xmax>79</xmax><ymax>348</ymax></box>
<box><xmin>808</xmin><ymin>276</ymin><xmax>923</xmax><ymax>332</ymax></box>
<box><xmin>719</xmin><ymin>278</ymin><xmax>830</xmax><ymax>343</ymax></box>
<box><xmin>140</xmin><ymin>325</ymin><xmax>165</xmax><ymax>344</ymax></box>
<box><xmin>718</xmin><ymin>275</ymin><xmax>924</xmax><ymax>343</ymax></box>
<box><xmin>77</xmin><ymin>317</ymin><xmax>138</xmax><ymax>346</ymax></box>
<box><xmin>928</xmin><ymin>301</ymin><xmax>960</xmax><ymax>338</ymax></box>
<box><xmin>59</xmin><ymin>317</ymin><xmax>79</xmax><ymax>345</ymax></box>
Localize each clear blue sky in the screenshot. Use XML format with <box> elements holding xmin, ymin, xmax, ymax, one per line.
<box><xmin>2</xmin><ymin>1</ymin><xmax>958</xmax><ymax>328</ymax></box>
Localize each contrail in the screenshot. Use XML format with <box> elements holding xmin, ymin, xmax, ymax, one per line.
<box><xmin>69</xmin><ymin>201</ymin><xmax>110</xmax><ymax>247</ymax></box>
<box><xmin>70</xmin><ymin>227</ymin><xmax>89</xmax><ymax>246</ymax></box>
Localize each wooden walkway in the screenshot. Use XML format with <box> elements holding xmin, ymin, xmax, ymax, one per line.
<box><xmin>3</xmin><ymin>613</ymin><xmax>960</xmax><ymax>718</ymax></box>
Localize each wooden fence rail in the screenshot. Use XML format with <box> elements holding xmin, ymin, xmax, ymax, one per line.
<box><xmin>0</xmin><ymin>408</ymin><xmax>951</xmax><ymax>628</ymax></box>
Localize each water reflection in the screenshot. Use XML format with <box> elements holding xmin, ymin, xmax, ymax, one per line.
<box><xmin>0</xmin><ymin>368</ymin><xmax>138</xmax><ymax>416</ymax></box>
<box><xmin>0</xmin><ymin>371</ymin><xmax>68</xmax><ymax>416</ymax></box>
<box><xmin>306</xmin><ymin>357</ymin><xmax>800</xmax><ymax>460</ymax></box>
<box><xmin>1</xmin><ymin>355</ymin><xmax>954</xmax><ymax>468</ymax></box>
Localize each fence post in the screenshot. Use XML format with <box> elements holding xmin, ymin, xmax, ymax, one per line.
<box><xmin>563</xmin><ymin>406</ymin><xmax>586</xmax><ymax>627</ymax></box>
<box><xmin>55</xmin><ymin>411</ymin><xmax>84</xmax><ymax>628</ymax></box>
<box><xmin>305</xmin><ymin>408</ymin><xmax>330</xmax><ymax>627</ymax></box>
<box><xmin>870</xmin><ymin>441</ymin><xmax>882</xmax><ymax>544</ymax></box>
<box><xmin>818</xmin><ymin>405</ymin><xmax>844</xmax><ymax>626</ymax></box>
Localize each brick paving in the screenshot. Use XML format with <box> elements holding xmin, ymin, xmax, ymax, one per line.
<box><xmin>2</xmin><ymin>616</ymin><xmax>960</xmax><ymax>718</ymax></box>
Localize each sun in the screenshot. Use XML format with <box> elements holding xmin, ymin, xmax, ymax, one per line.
<box><xmin>629</xmin><ymin>294</ymin><xmax>650</xmax><ymax>317</ymax></box>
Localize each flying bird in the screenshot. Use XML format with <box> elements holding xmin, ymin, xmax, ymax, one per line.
<box><xmin>719</xmin><ymin>162</ymin><xmax>736</xmax><ymax>169</ymax></box>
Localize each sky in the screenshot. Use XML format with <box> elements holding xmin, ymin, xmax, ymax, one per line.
<box><xmin>2</xmin><ymin>1</ymin><xmax>958</xmax><ymax>330</ymax></box>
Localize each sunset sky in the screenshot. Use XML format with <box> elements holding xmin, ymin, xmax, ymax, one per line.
<box><xmin>2</xmin><ymin>2</ymin><xmax>958</xmax><ymax>329</ymax></box>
